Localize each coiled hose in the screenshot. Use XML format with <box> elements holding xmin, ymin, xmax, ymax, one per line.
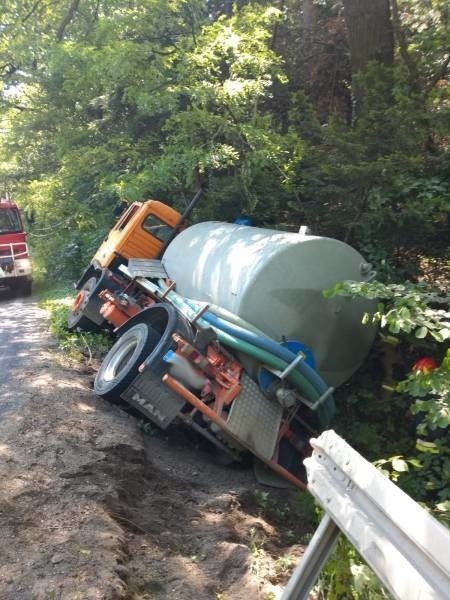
<box><xmin>200</xmin><ymin>311</ymin><xmax>328</xmax><ymax>394</ymax></box>
<box><xmin>156</xmin><ymin>281</ymin><xmax>334</xmax><ymax>426</ymax></box>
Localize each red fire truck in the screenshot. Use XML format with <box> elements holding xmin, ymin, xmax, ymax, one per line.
<box><xmin>0</xmin><ymin>198</ymin><xmax>32</xmax><ymax>295</ymax></box>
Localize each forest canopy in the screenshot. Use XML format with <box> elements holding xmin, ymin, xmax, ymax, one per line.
<box><xmin>0</xmin><ymin>0</ymin><xmax>448</xmax><ymax>280</ymax></box>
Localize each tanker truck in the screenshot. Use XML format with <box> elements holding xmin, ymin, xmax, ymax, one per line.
<box><xmin>68</xmin><ymin>197</ymin><xmax>376</xmax><ymax>488</ymax></box>
<box><xmin>0</xmin><ymin>198</ymin><xmax>32</xmax><ymax>295</ymax></box>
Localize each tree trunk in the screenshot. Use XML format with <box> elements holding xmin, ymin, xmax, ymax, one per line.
<box><xmin>343</xmin><ymin>0</ymin><xmax>394</xmax><ymax>73</ymax></box>
<box><xmin>302</xmin><ymin>0</ymin><xmax>317</xmax><ymax>36</ymax></box>
<box><xmin>343</xmin><ymin>0</ymin><xmax>394</xmax><ymax>113</ymax></box>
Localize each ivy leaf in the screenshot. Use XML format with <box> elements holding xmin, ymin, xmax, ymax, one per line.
<box><xmin>440</xmin><ymin>328</ymin><xmax>450</xmax><ymax>340</ymax></box>
<box><xmin>415</xmin><ymin>326</ymin><xmax>428</xmax><ymax>338</ymax></box>
<box><xmin>392</xmin><ymin>457</ymin><xmax>409</xmax><ymax>472</ymax></box>
<box><xmin>416</xmin><ymin>439</ymin><xmax>439</xmax><ymax>454</ymax></box>
<box><xmin>389</xmin><ymin>321</ymin><xmax>400</xmax><ymax>333</ymax></box>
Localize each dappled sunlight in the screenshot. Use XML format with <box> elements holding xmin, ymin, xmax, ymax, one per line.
<box><xmin>29</xmin><ymin>377</ymin><xmax>89</xmax><ymax>391</ymax></box>
<box><xmin>26</xmin><ymin>373</ymin><xmax>53</xmax><ymax>386</ymax></box>
<box><xmin>77</xmin><ymin>402</ymin><xmax>96</xmax><ymax>413</ymax></box>
<box><xmin>0</xmin><ymin>294</ymin><xmax>305</xmax><ymax>598</ymax></box>
<box><xmin>54</xmin><ymin>379</ymin><xmax>91</xmax><ymax>391</ymax></box>
<box><xmin>3</xmin><ymin>477</ymin><xmax>29</xmax><ymax>496</ymax></box>
<box><xmin>0</xmin><ymin>297</ymin><xmax>50</xmax><ymax>420</ymax></box>
<box><xmin>0</xmin><ymin>443</ymin><xmax>11</xmax><ymax>457</ymax></box>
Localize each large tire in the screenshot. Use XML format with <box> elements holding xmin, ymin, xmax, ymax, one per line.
<box><xmin>94</xmin><ymin>322</ymin><xmax>161</xmax><ymax>402</ymax></box>
<box><xmin>67</xmin><ymin>276</ymin><xmax>101</xmax><ymax>332</ymax></box>
<box><xmin>21</xmin><ymin>280</ymin><xmax>32</xmax><ymax>297</ymax></box>
<box><xmin>13</xmin><ymin>277</ymin><xmax>32</xmax><ymax>298</ymax></box>
<box><xmin>95</xmin><ymin>304</ymin><xmax>195</xmax><ymax>412</ymax></box>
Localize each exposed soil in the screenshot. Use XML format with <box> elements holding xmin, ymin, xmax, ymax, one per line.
<box><xmin>0</xmin><ymin>294</ymin><xmax>313</xmax><ymax>600</ymax></box>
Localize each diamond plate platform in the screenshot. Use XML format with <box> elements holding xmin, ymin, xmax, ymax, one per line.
<box><xmin>226</xmin><ymin>374</ymin><xmax>283</xmax><ymax>460</ymax></box>
<box><xmin>127</xmin><ymin>258</ymin><xmax>168</xmax><ymax>280</ymax></box>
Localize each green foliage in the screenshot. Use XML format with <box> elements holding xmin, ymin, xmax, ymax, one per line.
<box><xmin>399</xmin><ymin>351</ymin><xmax>450</xmax><ymax>432</ymax></box>
<box><xmin>0</xmin><ymin>2</ymin><xmax>449</xmax><ymax>597</ymax></box>
<box><xmin>326</xmin><ymin>279</ymin><xmax>450</xmax><ymax>518</ymax></box>
<box><xmin>317</xmin><ymin>538</ymin><xmax>390</xmax><ymax>600</ymax></box>
<box><xmin>40</xmin><ymin>292</ymin><xmax>113</xmax><ymax>361</ymax></box>
<box><xmin>319</xmin><ymin>278</ymin><xmax>449</xmax><ymax>597</ymax></box>
<box><xmin>326</xmin><ymin>280</ymin><xmax>450</xmax><ymax>341</ymax></box>
<box><xmin>1</xmin><ymin>0</ymin><xmax>448</xmax><ymax>282</ymax></box>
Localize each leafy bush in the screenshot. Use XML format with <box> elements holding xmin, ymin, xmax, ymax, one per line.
<box><xmin>327</xmin><ymin>279</ymin><xmax>449</xmax><ymax>514</ymax></box>
<box><xmin>315</xmin><ymin>279</ymin><xmax>449</xmax><ymax>597</ymax></box>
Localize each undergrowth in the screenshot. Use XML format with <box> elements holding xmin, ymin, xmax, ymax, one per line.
<box><xmin>39</xmin><ymin>285</ymin><xmax>113</xmax><ymax>362</ymax></box>
<box><xmin>315</xmin><ymin>279</ymin><xmax>449</xmax><ymax>598</ymax></box>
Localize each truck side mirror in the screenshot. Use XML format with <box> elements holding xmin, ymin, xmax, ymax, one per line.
<box><xmin>113</xmin><ymin>200</ymin><xmax>128</xmax><ymax>220</ymax></box>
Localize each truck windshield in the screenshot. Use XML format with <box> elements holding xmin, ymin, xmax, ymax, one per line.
<box><xmin>0</xmin><ymin>209</ymin><xmax>22</xmax><ymax>234</ymax></box>
<box><xmin>141</xmin><ymin>214</ymin><xmax>174</xmax><ymax>243</ymax></box>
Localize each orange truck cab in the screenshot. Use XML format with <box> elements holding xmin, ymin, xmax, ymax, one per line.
<box><xmin>68</xmin><ymin>199</ymin><xmax>183</xmax><ymax>331</ymax></box>
<box><xmin>92</xmin><ymin>200</ymin><xmax>182</xmax><ymax>271</ymax></box>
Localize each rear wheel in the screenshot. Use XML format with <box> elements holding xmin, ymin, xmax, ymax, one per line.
<box><xmin>94</xmin><ymin>322</ymin><xmax>161</xmax><ymax>402</ymax></box>
<box><xmin>67</xmin><ymin>276</ymin><xmax>101</xmax><ymax>332</ymax></box>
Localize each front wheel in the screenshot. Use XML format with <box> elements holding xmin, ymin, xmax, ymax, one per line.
<box><xmin>21</xmin><ymin>279</ymin><xmax>32</xmax><ymax>297</ymax></box>
<box><xmin>14</xmin><ymin>277</ymin><xmax>32</xmax><ymax>297</ymax></box>
<box><xmin>67</xmin><ymin>276</ymin><xmax>101</xmax><ymax>332</ymax></box>
<box><xmin>94</xmin><ymin>322</ymin><xmax>161</xmax><ymax>402</ymax></box>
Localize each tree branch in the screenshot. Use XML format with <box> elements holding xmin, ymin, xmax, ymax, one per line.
<box><xmin>22</xmin><ymin>0</ymin><xmax>46</xmax><ymax>23</ymax></box>
<box><xmin>150</xmin><ymin>48</ymin><xmax>177</xmax><ymax>56</ymax></box>
<box><xmin>93</xmin><ymin>0</ymin><xmax>101</xmax><ymax>22</ymax></box>
<box><xmin>270</xmin><ymin>0</ymin><xmax>285</xmax><ymax>50</ymax></box>
<box><xmin>0</xmin><ymin>100</ymin><xmax>31</xmax><ymax>111</ymax></box>
<box><xmin>390</xmin><ymin>0</ymin><xmax>420</xmax><ymax>91</ymax></box>
<box><xmin>56</xmin><ymin>0</ymin><xmax>80</xmax><ymax>42</ymax></box>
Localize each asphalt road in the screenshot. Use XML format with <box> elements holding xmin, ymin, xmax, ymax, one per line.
<box><xmin>0</xmin><ymin>292</ymin><xmax>48</xmax><ymax>416</ymax></box>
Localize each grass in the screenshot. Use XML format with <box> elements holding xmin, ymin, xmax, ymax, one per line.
<box><xmin>38</xmin><ymin>281</ymin><xmax>113</xmax><ymax>362</ymax></box>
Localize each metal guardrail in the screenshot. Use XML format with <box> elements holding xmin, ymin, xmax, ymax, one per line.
<box><xmin>282</xmin><ymin>430</ymin><xmax>450</xmax><ymax>600</ymax></box>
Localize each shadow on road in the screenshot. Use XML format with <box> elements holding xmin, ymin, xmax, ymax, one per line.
<box><xmin>0</xmin><ymin>289</ymin><xmax>18</xmax><ymax>302</ymax></box>
<box><xmin>0</xmin><ymin>295</ymin><xmax>47</xmax><ymax>417</ymax></box>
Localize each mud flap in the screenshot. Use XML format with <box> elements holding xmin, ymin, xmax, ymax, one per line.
<box><xmin>121</xmin><ymin>370</ymin><xmax>185</xmax><ymax>429</ymax></box>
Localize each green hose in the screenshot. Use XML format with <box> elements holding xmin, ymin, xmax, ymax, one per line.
<box><xmin>213</xmin><ymin>328</ymin><xmax>320</xmax><ymax>402</ymax></box>
<box><xmin>157</xmin><ymin>279</ymin><xmax>269</xmax><ymax>338</ymax></box>
<box><xmin>206</xmin><ymin>304</ymin><xmax>270</xmax><ymax>338</ymax></box>
<box><xmin>162</xmin><ymin>287</ymin><xmax>320</xmax><ymax>403</ymax></box>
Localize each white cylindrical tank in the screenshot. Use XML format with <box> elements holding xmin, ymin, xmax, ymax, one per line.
<box><xmin>162</xmin><ymin>222</ymin><xmax>376</xmax><ymax>387</ymax></box>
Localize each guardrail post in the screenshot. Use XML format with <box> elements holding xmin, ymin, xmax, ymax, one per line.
<box><xmin>280</xmin><ymin>514</ymin><xmax>340</xmax><ymax>600</ymax></box>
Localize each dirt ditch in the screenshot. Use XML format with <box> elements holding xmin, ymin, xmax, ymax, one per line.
<box><xmin>0</xmin><ymin>296</ymin><xmax>312</xmax><ymax>599</ymax></box>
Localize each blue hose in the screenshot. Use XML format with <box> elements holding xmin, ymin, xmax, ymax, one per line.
<box><xmin>201</xmin><ymin>310</ymin><xmax>335</xmax><ymax>424</ymax></box>
<box><xmin>196</xmin><ymin>309</ymin><xmax>329</xmax><ymax>392</ymax></box>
